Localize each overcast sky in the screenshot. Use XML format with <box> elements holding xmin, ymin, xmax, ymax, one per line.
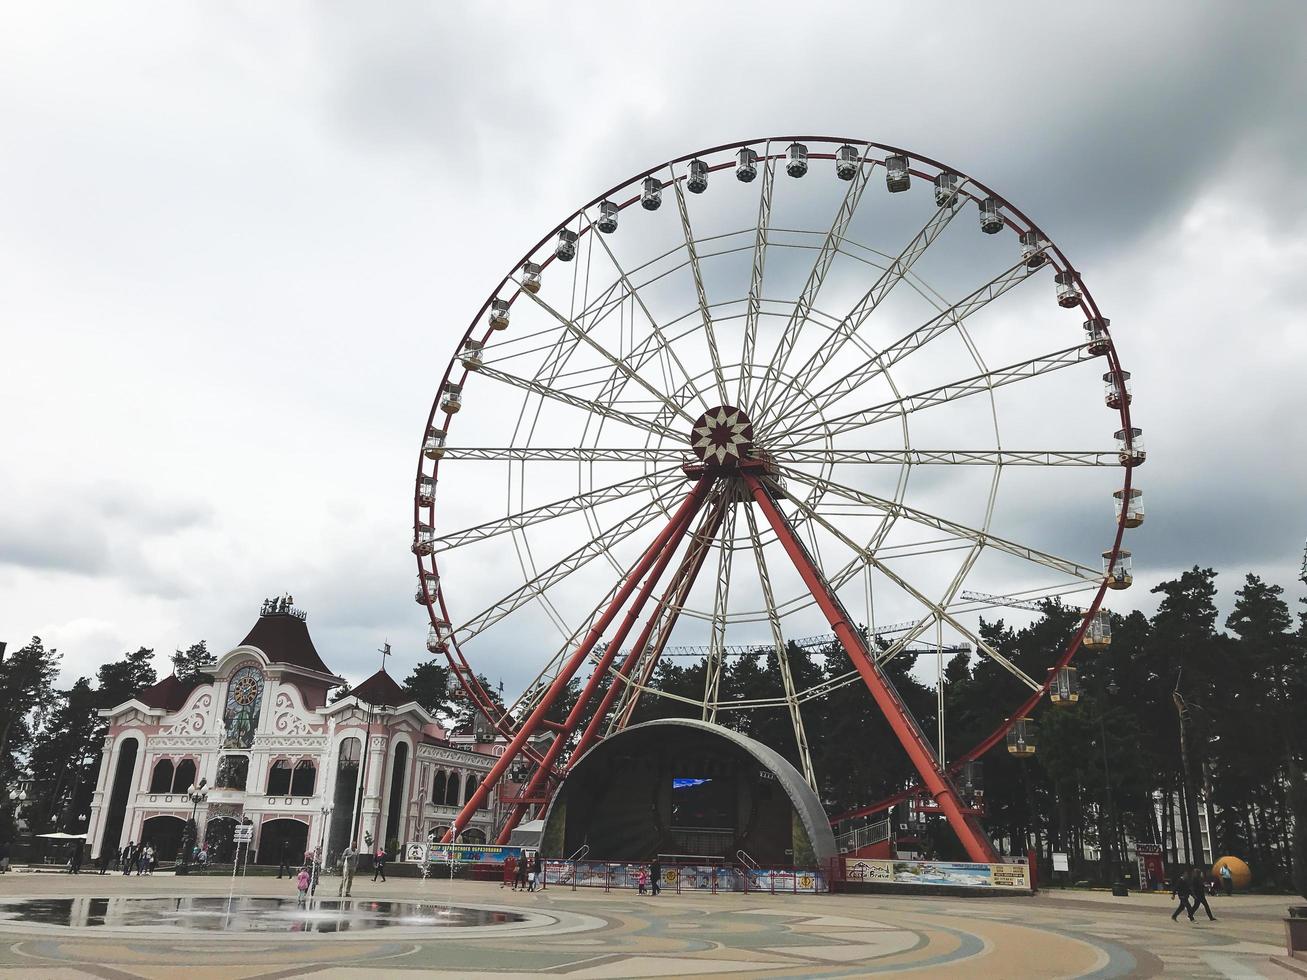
<box><xmin>2</xmin><ymin>1</ymin><xmax>1305</xmax><ymax>693</ymax></box>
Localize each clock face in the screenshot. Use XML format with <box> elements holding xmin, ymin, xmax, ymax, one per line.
<box><xmin>230</xmin><ymin>668</ymin><xmax>262</xmax><ymax>706</ymax></box>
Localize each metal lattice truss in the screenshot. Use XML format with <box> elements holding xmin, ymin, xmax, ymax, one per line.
<box><xmin>412</xmin><ymin>137</ymin><xmax>1142</xmax><ymax>863</ymax></box>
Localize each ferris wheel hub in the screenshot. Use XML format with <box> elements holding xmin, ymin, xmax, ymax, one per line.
<box><xmin>689</xmin><ymin>405</ymin><xmax>755</xmax><ymax>466</ymax></box>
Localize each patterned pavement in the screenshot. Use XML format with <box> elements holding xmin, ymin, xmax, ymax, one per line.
<box><xmin>0</xmin><ymin>871</ymin><xmax>1298</xmax><ymax>978</ymax></box>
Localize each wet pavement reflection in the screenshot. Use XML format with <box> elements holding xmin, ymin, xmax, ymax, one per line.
<box><xmin>0</xmin><ymin>897</ymin><xmax>525</xmax><ymax>933</ymax></box>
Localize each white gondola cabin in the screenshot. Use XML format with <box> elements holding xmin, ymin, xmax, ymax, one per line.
<box><xmin>597</xmin><ymin>200</ymin><xmax>619</xmax><ymax>234</ymax></box>
<box><xmin>1083</xmin><ymin>317</ymin><xmax>1109</xmax><ymax>355</ymax></box>
<box><xmin>934</xmin><ymin>171</ymin><xmax>960</xmax><ymax>207</ymax></box>
<box><xmin>979</xmin><ymin>196</ymin><xmax>1004</xmax><ymax>234</ymax></box>
<box><xmin>418</xmin><ymin>474</ymin><xmax>435</xmax><ymax>507</ymax></box>
<box><xmin>426</xmin><ymin>618</ymin><xmax>451</xmax><ymax>653</ymax></box>
<box><xmin>423</xmin><ymin>427</ymin><xmax>447</xmax><ymax>460</ymax></box>
<box><xmin>835</xmin><ymin>144</ymin><xmax>860</xmax><ymax>181</ymax></box>
<box><xmin>687</xmin><ymin>159</ymin><xmax>709</xmax><ymax>194</ymax></box>
<box><xmin>521</xmin><ymin>262</ymin><xmax>542</xmax><ymax>294</ymax></box>
<box><xmin>786</xmin><ymin>142</ymin><xmax>808</xmax><ymax>178</ymax></box>
<box><xmin>1103</xmin><ymin>549</ymin><xmax>1133</xmax><ymax>590</ymax></box>
<box><xmin>415</xmin><ymin>571</ymin><xmax>439</xmax><ymax>605</ymax></box>
<box><xmin>1084</xmin><ymin>608</ymin><xmax>1112</xmax><ymax>649</ymax></box>
<box><xmin>961</xmin><ymin>761</ymin><xmax>984</xmax><ymax>807</ymax></box>
<box><xmin>1103</xmin><ymin>370</ymin><xmax>1131</xmax><ymax>408</ymax></box>
<box><xmin>459</xmin><ymin>339</ymin><xmax>484</xmax><ymax>372</ymax></box>
<box><xmin>556</xmin><ymin>228</ymin><xmax>578</xmax><ymax>262</ymax></box>
<box><xmin>1115</xmin><ymin>427</ymin><xmax>1145</xmax><ymax>466</ymax></box>
<box><xmin>641</xmin><ymin>176</ymin><xmax>662</xmax><ymax>210</ymax></box>
<box><xmin>1006</xmin><ymin>717</ymin><xmax>1037</xmax><ymax>757</ymax></box>
<box><xmin>736</xmin><ymin>147</ymin><xmax>759</xmax><ymax>182</ymax></box>
<box><xmin>885</xmin><ymin>154</ymin><xmax>910</xmax><ymax>192</ymax></box>
<box><xmin>1114</xmin><ymin>488</ymin><xmax>1145</xmax><ymax>528</ymax></box>
<box><xmin>1055</xmin><ymin>270</ymin><xmax>1083</xmax><ymax>308</ymax></box>
<box><xmin>1020</xmin><ymin>230</ymin><xmax>1049</xmax><ymax>269</ymax></box>
<box><xmin>489</xmin><ymin>298</ymin><xmax>510</xmax><ymax>330</ymax></box>
<box><xmin>1049</xmin><ymin>666</ymin><xmax>1081</xmax><ymax>705</ymax></box>
<box><xmin>441</xmin><ymin>382</ymin><xmax>463</xmax><ymax>414</ymax></box>
<box><xmin>412</xmin><ymin>523</ymin><xmax>434</xmax><ymax>557</ymax></box>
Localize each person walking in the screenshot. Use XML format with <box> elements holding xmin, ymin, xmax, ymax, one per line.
<box><xmin>295</xmin><ymin>866</ymin><xmax>310</xmax><ymax>905</ymax></box>
<box><xmin>502</xmin><ymin>855</ymin><xmax>517</xmax><ymax>890</ymax></box>
<box><xmin>534</xmin><ymin>852</ymin><xmax>546</xmax><ymax>891</ymax></box>
<box><xmin>1170</xmin><ymin>868</ymin><xmax>1194</xmax><ymax>921</ymax></box>
<box><xmin>70</xmin><ymin>845</ymin><xmax>83</xmax><ymax>875</ymax></box>
<box><xmin>526</xmin><ymin>863</ymin><xmax>537</xmax><ymax>893</ymax></box>
<box><xmin>338</xmin><ymin>845</ymin><xmax>356</xmax><ymax>898</ymax></box>
<box><xmin>636</xmin><ymin>867</ymin><xmax>648</xmax><ymax>895</ymax></box>
<box><xmin>97</xmin><ymin>849</ymin><xmax>109</xmax><ymax>874</ymax></box>
<box><xmin>372</xmin><ymin>846</ymin><xmax>387</xmax><ymax>883</ymax></box>
<box><xmin>650</xmin><ymin>858</ymin><xmax>662</xmax><ymax>897</ymax></box>
<box><xmin>1219</xmin><ymin>864</ymin><xmax>1233</xmax><ymax>897</ymax></box>
<box><xmin>277</xmin><ymin>842</ymin><xmax>290</xmax><ymax>879</ymax></box>
<box><xmin>1190</xmin><ymin>868</ymin><xmax>1216</xmax><ymax>921</ymax></box>
<box><xmin>515</xmin><ymin>855</ymin><xmax>528</xmax><ymax>891</ymax></box>
<box><xmin>0</xmin><ymin>841</ymin><xmax>10</xmax><ymax>874</ymax></box>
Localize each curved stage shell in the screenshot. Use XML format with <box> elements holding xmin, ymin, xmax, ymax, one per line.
<box><xmin>541</xmin><ymin>719</ymin><xmax>836</xmax><ymax>865</ymax></box>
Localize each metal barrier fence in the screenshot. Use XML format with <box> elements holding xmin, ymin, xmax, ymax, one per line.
<box><xmin>541</xmin><ymin>859</ymin><xmax>829</xmax><ymax>894</ymax></box>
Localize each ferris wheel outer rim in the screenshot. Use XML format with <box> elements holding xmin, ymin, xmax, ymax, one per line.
<box><xmin>411</xmin><ymin>135</ymin><xmax>1138</xmax><ymax>796</ymax></box>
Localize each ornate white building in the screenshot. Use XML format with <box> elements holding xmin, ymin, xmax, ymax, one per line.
<box><xmin>86</xmin><ymin>601</ymin><xmax>501</xmax><ymax>864</ymax></box>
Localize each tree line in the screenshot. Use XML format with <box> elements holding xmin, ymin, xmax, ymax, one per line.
<box><xmin>4</xmin><ymin>566</ymin><xmax>1303</xmax><ymax>895</ymax></box>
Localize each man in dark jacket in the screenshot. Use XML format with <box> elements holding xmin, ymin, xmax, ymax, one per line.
<box><xmin>1189</xmin><ymin>868</ymin><xmax>1216</xmax><ymax>921</ymax></box>
<box><xmin>1170</xmin><ymin>869</ymin><xmax>1193</xmax><ymax>921</ymax></box>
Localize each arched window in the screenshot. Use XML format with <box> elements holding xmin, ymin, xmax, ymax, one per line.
<box><xmin>444</xmin><ymin>771</ymin><xmax>460</xmax><ymax>806</ymax></box>
<box><xmin>432</xmin><ymin>771</ymin><xmax>447</xmax><ymax>804</ymax></box>
<box><xmin>464</xmin><ymin>775</ymin><xmax>480</xmax><ymax>808</ymax></box>
<box><xmin>149</xmin><ymin>759</ymin><xmax>175</xmax><ymax>793</ymax></box>
<box><xmin>266</xmin><ymin>759</ymin><xmax>292</xmax><ymax>796</ymax></box>
<box><xmin>291</xmin><ymin>759</ymin><xmax>316</xmax><ymax>796</ymax></box>
<box><xmin>172</xmin><ymin>758</ymin><xmax>197</xmax><ymax>794</ymax></box>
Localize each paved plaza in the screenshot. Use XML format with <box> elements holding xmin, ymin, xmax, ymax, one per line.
<box><xmin>0</xmin><ymin>871</ymin><xmax>1300</xmax><ymax>978</ymax></box>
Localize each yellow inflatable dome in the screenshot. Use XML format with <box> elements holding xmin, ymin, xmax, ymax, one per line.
<box><xmin>1212</xmin><ymin>856</ymin><xmax>1251</xmax><ymax>891</ymax></box>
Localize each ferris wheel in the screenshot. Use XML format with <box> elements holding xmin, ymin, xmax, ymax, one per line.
<box><xmin>412</xmin><ymin>136</ymin><xmax>1143</xmax><ymax>862</ymax></box>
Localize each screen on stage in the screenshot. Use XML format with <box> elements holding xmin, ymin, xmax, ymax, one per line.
<box><xmin>671</xmin><ymin>775</ymin><xmax>732</xmax><ymax>827</ymax></box>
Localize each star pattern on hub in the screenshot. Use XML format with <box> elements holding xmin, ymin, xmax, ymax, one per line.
<box><xmin>691</xmin><ymin>406</ymin><xmax>754</xmax><ymax>465</ymax></box>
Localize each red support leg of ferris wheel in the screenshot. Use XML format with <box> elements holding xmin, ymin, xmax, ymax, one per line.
<box><xmin>442</xmin><ymin>476</ymin><xmax>712</xmax><ymax>844</ymax></box>
<box><xmin>743</xmin><ymin>473</ymin><xmax>1001</xmax><ymax>865</ymax></box>
<box><xmin>496</xmin><ymin>481</ymin><xmax>712</xmax><ymax>841</ymax></box>
<box><xmin>569</xmin><ymin>495</ymin><xmax>727</xmax><ymax>764</ymax></box>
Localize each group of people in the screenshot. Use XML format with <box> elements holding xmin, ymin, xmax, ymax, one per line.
<box><xmin>636</xmin><ymin>859</ymin><xmax>663</xmax><ymax>896</ymax></box>
<box><xmin>115</xmin><ymin>841</ymin><xmax>157</xmax><ymax>875</ymax></box>
<box><xmin>1170</xmin><ymin>866</ymin><xmax>1230</xmax><ymax>921</ymax></box>
<box><xmin>501</xmin><ymin>852</ymin><xmax>545</xmax><ymax>892</ymax></box>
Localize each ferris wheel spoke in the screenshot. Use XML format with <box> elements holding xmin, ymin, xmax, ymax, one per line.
<box><xmin>670</xmin><ymin>176</ymin><xmax>731</xmax><ymax>407</ymax></box>
<box><xmin>436</xmin><ymin>467</ymin><xmax>681</xmax><ymax>551</ymax></box>
<box><xmin>742</xmin><ymin>504</ymin><xmax>817</xmax><ymax>788</ymax></box>
<box><xmin>738</xmin><ymin>152</ymin><xmax>776</xmax><ymax>407</ymax></box>
<box><xmin>453</xmin><ymin>493</ymin><xmax>677</xmax><ymax>643</ymax></box>
<box><xmin>774</xmin><ymin>483</ymin><xmax>1042</xmax><ymax>693</ymax></box>
<box><xmin>587</xmin><ymin>213</ymin><xmax>711</xmax><ymax>415</ymax></box>
<box><xmin>777</xmin><ymin>465</ymin><xmax>1101</xmax><ymax>582</ymax></box>
<box><xmin>701</xmin><ymin>496</ymin><xmax>738</xmax><ymax>722</ymax></box>
<box><xmin>771</xmin><ymin>258</ymin><xmax>1042</xmax><ymax>438</ymax></box>
<box><xmin>515</xmin><ymin>274</ymin><xmax>697</xmax><ymax>427</ymax></box>
<box><xmin>476</xmin><ymin>363</ymin><xmax>684</xmax><ymax>444</ymax></box>
<box><xmin>438</xmin><ymin>447</ymin><xmax>687</xmax><ymax>463</ymax></box>
<box><xmin>775</xmin><ymin>342</ymin><xmax>1098</xmax><ymax>448</ymax></box>
<box><xmin>781</xmin><ymin>448</ymin><xmax>1118</xmax><ymax>466</ymax></box>
<box><xmin>753</xmin><ymin>145</ymin><xmax>875</xmax><ymax>417</ymax></box>
<box><xmin>757</xmin><ymin>192</ymin><xmax>969</xmax><ymax>429</ymax></box>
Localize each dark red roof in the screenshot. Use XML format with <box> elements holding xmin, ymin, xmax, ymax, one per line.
<box><xmin>350</xmin><ymin>669</ymin><xmax>410</xmax><ymax>707</ymax></box>
<box><xmin>239</xmin><ymin>612</ymin><xmax>333</xmax><ymax>675</ymax></box>
<box><xmin>137</xmin><ymin>673</ymin><xmax>199</xmax><ymax>712</ymax></box>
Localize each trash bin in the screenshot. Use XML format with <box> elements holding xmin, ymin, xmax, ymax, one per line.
<box><xmin>1111</xmin><ymin>881</ymin><xmax>1129</xmax><ymax>897</ymax></box>
<box><xmin>1285</xmin><ymin>907</ymin><xmax>1307</xmax><ymax>954</ymax></box>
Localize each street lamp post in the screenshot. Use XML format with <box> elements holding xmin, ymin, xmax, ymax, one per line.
<box><xmin>313</xmin><ymin>802</ymin><xmax>332</xmax><ymax>904</ymax></box>
<box><xmin>178</xmin><ymin>780</ymin><xmax>208</xmax><ymax>874</ymax></box>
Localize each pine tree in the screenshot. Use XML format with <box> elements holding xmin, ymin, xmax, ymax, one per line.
<box><xmin>0</xmin><ymin>637</ymin><xmax>60</xmax><ymax>780</ymax></box>
<box><xmin>171</xmin><ymin>641</ymin><xmax>211</xmax><ymax>684</ymax></box>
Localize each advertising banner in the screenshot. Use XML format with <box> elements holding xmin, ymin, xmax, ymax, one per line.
<box><xmin>422</xmin><ymin>843</ymin><xmax>523</xmax><ymax>865</ymax></box>
<box><xmin>844</xmin><ymin>857</ymin><xmax>1029</xmax><ymax>889</ymax></box>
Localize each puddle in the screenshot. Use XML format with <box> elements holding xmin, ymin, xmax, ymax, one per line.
<box><xmin>0</xmin><ymin>897</ymin><xmax>525</xmax><ymax>933</ymax></box>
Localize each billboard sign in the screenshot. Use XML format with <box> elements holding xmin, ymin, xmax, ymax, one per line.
<box><xmin>844</xmin><ymin>857</ymin><xmax>1029</xmax><ymax>889</ymax></box>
